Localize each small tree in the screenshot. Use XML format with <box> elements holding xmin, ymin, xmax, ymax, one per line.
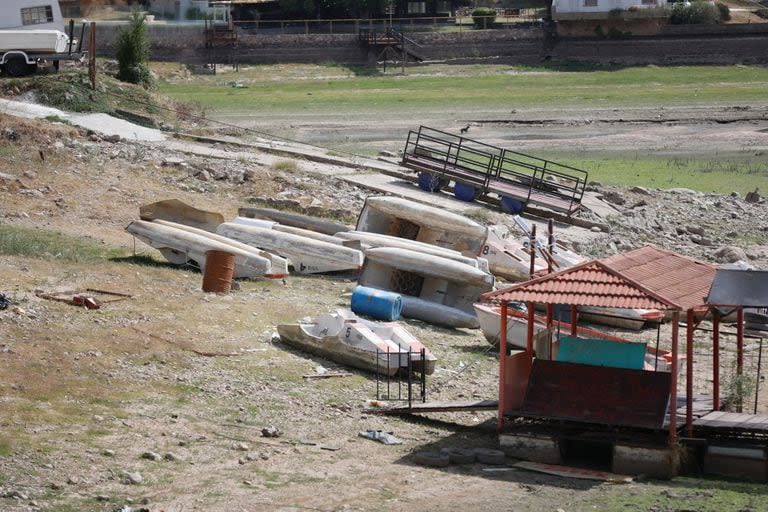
<box><xmin>471</xmin><ymin>7</ymin><xmax>497</xmax><ymax>29</ymax></box>
<box><xmin>115</xmin><ymin>10</ymin><xmax>153</xmax><ymax>87</ymax></box>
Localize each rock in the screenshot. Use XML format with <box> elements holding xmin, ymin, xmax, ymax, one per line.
<box><xmin>713</xmin><ymin>246</ymin><xmax>748</xmax><ymax>264</ymax></box>
<box><xmin>745</xmin><ymin>188</ymin><xmax>761</xmax><ymax>203</ymax></box>
<box><xmin>600</xmin><ymin>191</ymin><xmax>626</xmax><ymax>206</ymax></box>
<box><xmin>669</xmin><ymin>188</ymin><xmax>698</xmax><ymax>195</ymax></box>
<box><xmin>243</xmin><ymin>169</ymin><xmax>256</xmax><ymax>182</ymax></box>
<box><xmin>164</xmin><ymin>452</ymin><xmax>181</xmax><ymax>462</ymax></box>
<box><xmin>3</xmin><ymin>490</ymin><xmax>29</xmax><ymax>500</ymax></box>
<box><xmin>49</xmin><ymin>482</ymin><xmax>63</xmax><ymax>490</ymax></box>
<box><xmin>590</xmin><ymin>226</ymin><xmax>602</xmax><ymax>233</ymax></box>
<box><xmin>686</xmin><ymin>225</ymin><xmax>705</xmax><ymax>236</ymax></box>
<box><xmin>66</xmin><ymin>476</ymin><xmax>80</xmax><ymax>485</ymax></box>
<box><xmin>122</xmin><ymin>471</ymin><xmax>143</xmax><ymax>485</ymax></box>
<box><xmin>140</xmin><ymin>451</ymin><xmax>161</xmax><ymax>461</ymax></box>
<box><xmin>235</xmin><ymin>442</ymin><xmax>250</xmax><ymax>451</ymax></box>
<box><xmin>245</xmin><ymin>452</ymin><xmax>259</xmax><ymax>461</ymax></box>
<box><xmin>4</xmin><ymin>128</ymin><xmax>20</xmax><ymax>141</ymax></box>
<box><xmin>196</xmin><ymin>170</ymin><xmax>211</xmax><ymax>182</ymax></box>
<box><xmin>29</xmin><ymin>500</ymin><xmax>39</xmax><ymax>507</ymax></box>
<box><xmin>95</xmin><ymin>495</ymin><xmax>110</xmax><ymax>501</ymax></box>
<box><xmin>630</xmin><ymin>186</ymin><xmax>651</xmax><ymax>195</ymax></box>
<box><xmin>103</xmin><ymin>134</ymin><xmax>121</xmax><ymax>143</ymax></box>
<box><xmin>162</xmin><ymin>157</ymin><xmax>186</xmax><ymax>167</ymax></box>
<box><xmin>261</xmin><ymin>426</ymin><xmax>282</xmax><ymax>438</ymax></box>
<box><xmin>102</xmin><ymin>449</ymin><xmax>115</xmax><ymax>457</ymax></box>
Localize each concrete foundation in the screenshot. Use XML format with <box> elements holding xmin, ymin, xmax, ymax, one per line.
<box><xmin>703</xmin><ymin>445</ymin><xmax>768</xmax><ymax>482</ymax></box>
<box><xmin>613</xmin><ymin>444</ymin><xmax>677</xmax><ymax>480</ymax></box>
<box><xmin>499</xmin><ymin>433</ymin><xmax>562</xmax><ymax>464</ymax></box>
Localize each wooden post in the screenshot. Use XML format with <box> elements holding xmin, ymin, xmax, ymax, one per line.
<box><xmin>526</xmin><ymin>301</ymin><xmax>535</xmax><ymax>357</ymax></box>
<box><xmin>88</xmin><ymin>22</ymin><xmax>96</xmax><ymax>90</ymax></box>
<box><xmin>713</xmin><ymin>309</ymin><xmax>720</xmax><ymax>411</ymax></box>
<box><xmin>498</xmin><ymin>300</ymin><xmax>508</xmax><ymax>431</ymax></box>
<box><xmin>669</xmin><ymin>311</ymin><xmax>679</xmax><ymax>444</ymax></box>
<box><xmin>686</xmin><ymin>309</ymin><xmax>694</xmax><ymax>437</ymax></box>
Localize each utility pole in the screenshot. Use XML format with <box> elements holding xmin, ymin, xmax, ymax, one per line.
<box><xmin>88</xmin><ymin>22</ymin><xmax>96</xmax><ymax>90</ymax></box>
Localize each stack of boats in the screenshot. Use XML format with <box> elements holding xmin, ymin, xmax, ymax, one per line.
<box><xmin>124</xmin><ymin>195</ymin><xmax>668</xmax><ymax>377</ymax></box>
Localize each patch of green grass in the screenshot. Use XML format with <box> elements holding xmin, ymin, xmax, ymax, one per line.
<box><xmin>0</xmin><ymin>224</ymin><xmax>128</xmax><ymax>262</ymax></box>
<box><xmin>159</xmin><ymin>65</ymin><xmax>768</xmax><ymax>114</ymax></box>
<box><xmin>271</xmin><ymin>159</ymin><xmax>300</xmax><ymax>172</ymax></box>
<box><xmin>588</xmin><ymin>477</ymin><xmax>768</xmax><ymax>512</ymax></box>
<box><xmin>0</xmin><ymin>437</ymin><xmax>12</xmax><ymax>457</ymax></box>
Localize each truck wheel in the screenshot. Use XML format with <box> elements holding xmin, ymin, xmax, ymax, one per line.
<box><xmin>3</xmin><ymin>57</ymin><xmax>36</xmax><ymax>77</ymax></box>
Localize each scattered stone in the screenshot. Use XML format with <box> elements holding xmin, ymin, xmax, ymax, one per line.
<box><xmin>745</xmin><ymin>188</ymin><xmax>761</xmax><ymax>204</ymax></box>
<box><xmin>600</xmin><ymin>191</ymin><xmax>626</xmax><ymax>206</ymax></box>
<box><xmin>93</xmin><ymin>414</ymin><xmax>104</xmax><ymax>422</ymax></box>
<box><xmin>669</xmin><ymin>188</ymin><xmax>698</xmax><ymax>195</ymax></box>
<box><xmin>713</xmin><ymin>246</ymin><xmax>748</xmax><ymax>264</ymax></box>
<box><xmin>2</xmin><ymin>490</ymin><xmax>29</xmax><ymax>500</ymax></box>
<box><xmin>122</xmin><ymin>472</ymin><xmax>143</xmax><ymax>485</ymax></box>
<box><xmin>630</xmin><ymin>186</ymin><xmax>651</xmax><ymax>195</ymax></box>
<box><xmin>261</xmin><ymin>426</ymin><xmax>282</xmax><ymax>438</ymax></box>
<box><xmin>590</xmin><ymin>226</ymin><xmax>602</xmax><ymax>233</ymax></box>
<box><xmin>162</xmin><ymin>157</ymin><xmax>186</xmax><ymax>167</ymax></box>
<box><xmin>66</xmin><ymin>476</ymin><xmax>80</xmax><ymax>485</ymax></box>
<box><xmin>196</xmin><ymin>170</ymin><xmax>211</xmax><ymax>182</ymax></box>
<box><xmin>49</xmin><ymin>482</ymin><xmax>63</xmax><ymax>490</ymax></box>
<box><xmin>103</xmin><ymin>134</ymin><xmax>121</xmax><ymax>143</ymax></box>
<box><xmin>164</xmin><ymin>452</ymin><xmax>181</xmax><ymax>462</ymax></box>
<box><xmin>141</xmin><ymin>451</ymin><xmax>161</xmax><ymax>461</ymax></box>
<box><xmin>4</xmin><ymin>128</ymin><xmax>20</xmax><ymax>141</ymax></box>
<box><xmin>686</xmin><ymin>225</ymin><xmax>705</xmax><ymax>236</ymax></box>
<box><xmin>96</xmin><ymin>495</ymin><xmax>111</xmax><ymax>501</ymax></box>
<box><xmin>235</xmin><ymin>442</ymin><xmax>250</xmax><ymax>451</ymax></box>
<box><xmin>29</xmin><ymin>500</ymin><xmax>39</xmax><ymax>507</ymax></box>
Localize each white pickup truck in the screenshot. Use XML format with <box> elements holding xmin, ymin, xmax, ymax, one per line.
<box><xmin>0</xmin><ymin>0</ymin><xmax>85</xmax><ymax>76</ymax></box>
<box><xmin>0</xmin><ymin>25</ymin><xmax>86</xmax><ymax>76</ymax></box>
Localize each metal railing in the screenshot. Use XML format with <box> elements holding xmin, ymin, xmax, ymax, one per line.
<box><xmin>375</xmin><ymin>348</ymin><xmax>428</xmax><ymax>408</ymax></box>
<box><xmin>402</xmin><ymin>126</ymin><xmax>588</xmax><ymax>214</ymax></box>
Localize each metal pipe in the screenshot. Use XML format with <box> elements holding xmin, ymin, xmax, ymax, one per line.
<box><xmin>529</xmin><ymin>224</ymin><xmax>537</xmax><ymax>279</ymax></box>
<box><xmin>546</xmin><ymin>303</ymin><xmax>554</xmax><ymax>360</ymax></box>
<box><xmin>755</xmin><ymin>336</ymin><xmax>763</xmax><ymax>415</ymax></box>
<box><xmin>498</xmin><ymin>300</ymin><xmax>508</xmax><ymax>431</ymax></box>
<box><xmin>670</xmin><ymin>311</ymin><xmax>679</xmax><ymax>444</ymax></box>
<box><xmin>713</xmin><ymin>310</ymin><xmax>720</xmax><ymax>411</ymax></box>
<box><xmin>570</xmin><ymin>304</ymin><xmax>578</xmax><ymax>337</ymax></box>
<box><xmin>526</xmin><ymin>301</ymin><xmax>535</xmax><ymax>356</ymax></box>
<box><xmin>686</xmin><ymin>309</ymin><xmax>694</xmax><ymax>437</ymax></box>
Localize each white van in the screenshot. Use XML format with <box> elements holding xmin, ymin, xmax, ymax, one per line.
<box><xmin>0</xmin><ymin>1</ymin><xmax>66</xmax><ymax>32</ymax></box>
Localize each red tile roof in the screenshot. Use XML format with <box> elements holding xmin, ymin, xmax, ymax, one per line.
<box><xmin>481</xmin><ymin>260</ymin><xmax>680</xmax><ymax>310</ymax></box>
<box><xmin>601</xmin><ymin>246</ymin><xmax>716</xmax><ymax>311</ymax></box>
<box><xmin>481</xmin><ymin>245</ymin><xmax>716</xmax><ymax>311</ymax></box>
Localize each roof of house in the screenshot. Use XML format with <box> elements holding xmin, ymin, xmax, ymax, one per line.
<box><xmin>481</xmin><ymin>245</ymin><xmax>716</xmax><ymax>311</ymax></box>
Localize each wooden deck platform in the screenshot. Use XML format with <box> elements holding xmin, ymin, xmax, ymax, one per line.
<box><xmin>366</xmin><ymin>399</ymin><xmax>498</xmax><ymax>415</ymax></box>
<box><xmin>694</xmin><ymin>411</ymin><xmax>768</xmax><ymax>432</ymax></box>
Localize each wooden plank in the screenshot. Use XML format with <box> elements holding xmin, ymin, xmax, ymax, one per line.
<box><xmin>513</xmin><ymin>461</ymin><xmax>633</xmax><ymax>483</ymax></box>
<box><xmin>366</xmin><ymin>399</ymin><xmax>498</xmax><ymax>415</ymax></box>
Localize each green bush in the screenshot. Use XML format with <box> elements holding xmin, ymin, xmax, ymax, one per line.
<box><xmin>471</xmin><ymin>7</ymin><xmax>497</xmax><ymax>28</ymax></box>
<box><xmin>186</xmin><ymin>6</ymin><xmax>203</xmax><ymax>20</ymax></box>
<box><xmin>716</xmin><ymin>2</ymin><xmax>730</xmax><ymax>21</ymax></box>
<box><xmin>669</xmin><ymin>0</ymin><xmax>720</xmax><ymax>24</ymax></box>
<box><xmin>115</xmin><ymin>10</ymin><xmax>153</xmax><ymax>88</ymax></box>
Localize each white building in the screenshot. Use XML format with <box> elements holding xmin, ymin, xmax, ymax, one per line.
<box><xmin>0</xmin><ymin>0</ymin><xmax>66</xmax><ymax>31</ymax></box>
<box><xmin>553</xmin><ymin>0</ymin><xmax>668</xmax><ymax>17</ymax></box>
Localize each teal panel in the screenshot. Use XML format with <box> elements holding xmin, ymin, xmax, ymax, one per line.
<box><xmin>556</xmin><ymin>336</ymin><xmax>646</xmax><ymax>370</ymax></box>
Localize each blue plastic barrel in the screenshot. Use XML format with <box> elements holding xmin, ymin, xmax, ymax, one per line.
<box><xmin>351</xmin><ymin>286</ymin><xmax>403</xmax><ymax>321</ymax></box>
<box><xmin>454</xmin><ymin>182</ymin><xmax>480</xmax><ymax>202</ymax></box>
<box><xmin>500</xmin><ymin>196</ymin><xmax>525</xmax><ymax>214</ymax></box>
<box><xmin>418</xmin><ymin>172</ymin><xmax>443</xmax><ymax>193</ymax></box>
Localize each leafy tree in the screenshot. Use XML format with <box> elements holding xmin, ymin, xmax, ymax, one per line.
<box><xmin>115</xmin><ymin>10</ymin><xmax>153</xmax><ymax>87</ymax></box>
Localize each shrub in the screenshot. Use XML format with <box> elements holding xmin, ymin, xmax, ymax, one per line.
<box><xmin>669</xmin><ymin>0</ymin><xmax>720</xmax><ymax>24</ymax></box>
<box><xmin>115</xmin><ymin>10</ymin><xmax>153</xmax><ymax>88</ymax></box>
<box><xmin>716</xmin><ymin>2</ymin><xmax>731</xmax><ymax>21</ymax></box>
<box><xmin>471</xmin><ymin>7</ymin><xmax>497</xmax><ymax>29</ymax></box>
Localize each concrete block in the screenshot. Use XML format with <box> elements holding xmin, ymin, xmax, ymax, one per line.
<box><xmin>704</xmin><ymin>445</ymin><xmax>768</xmax><ymax>482</ymax></box>
<box><xmin>499</xmin><ymin>433</ymin><xmax>562</xmax><ymax>464</ymax></box>
<box><xmin>613</xmin><ymin>444</ymin><xmax>677</xmax><ymax>480</ymax></box>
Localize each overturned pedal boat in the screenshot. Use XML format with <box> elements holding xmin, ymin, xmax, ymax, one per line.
<box><xmin>359</xmin><ymin>247</ymin><xmax>495</xmax><ymax>329</ymax></box>
<box><xmin>125</xmin><ymin>220</ymin><xmax>274</xmax><ymax>278</ymax></box>
<box><xmin>277</xmin><ymin>309</ymin><xmax>435</xmax><ymax>375</ymax></box>
<box><xmin>217</xmin><ymin>222</ymin><xmax>364</xmax><ymax>274</ymax></box>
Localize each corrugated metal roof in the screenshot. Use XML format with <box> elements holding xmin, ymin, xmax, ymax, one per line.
<box><xmin>601</xmin><ymin>246</ymin><xmax>716</xmax><ymax>311</ymax></box>
<box><xmin>482</xmin><ymin>245</ymin><xmax>716</xmax><ymax>310</ymax></box>
<box><xmin>706</xmin><ymin>269</ymin><xmax>768</xmax><ymax>307</ymax></box>
<box><xmin>481</xmin><ymin>259</ymin><xmax>680</xmax><ymax>310</ymax></box>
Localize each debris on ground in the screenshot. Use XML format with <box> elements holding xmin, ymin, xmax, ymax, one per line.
<box><xmin>0</xmin><ymin>293</ymin><xmax>10</xmax><ymax>310</ymax></box>
<box><xmin>358</xmin><ymin>430</ymin><xmax>403</xmax><ymax>445</ymax></box>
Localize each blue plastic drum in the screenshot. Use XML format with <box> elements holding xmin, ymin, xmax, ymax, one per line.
<box><xmin>454</xmin><ymin>182</ymin><xmax>481</xmax><ymax>202</ymax></box>
<box><xmin>418</xmin><ymin>172</ymin><xmax>443</xmax><ymax>193</ymax></box>
<box><xmin>500</xmin><ymin>196</ymin><xmax>525</xmax><ymax>214</ymax></box>
<box><xmin>351</xmin><ymin>286</ymin><xmax>403</xmax><ymax>321</ymax></box>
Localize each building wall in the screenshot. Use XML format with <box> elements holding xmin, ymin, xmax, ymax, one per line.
<box><xmin>91</xmin><ymin>22</ymin><xmax>768</xmax><ymax>66</ymax></box>
<box><xmin>553</xmin><ymin>0</ymin><xmax>667</xmax><ymax>15</ymax></box>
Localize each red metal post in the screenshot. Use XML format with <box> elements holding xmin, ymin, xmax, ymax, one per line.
<box><xmin>669</xmin><ymin>311</ymin><xmax>679</xmax><ymax>444</ymax></box>
<box><xmin>712</xmin><ymin>310</ymin><xmax>720</xmax><ymax>411</ymax></box>
<box><xmin>686</xmin><ymin>309</ymin><xmax>694</xmax><ymax>437</ymax></box>
<box><xmin>498</xmin><ymin>300</ymin><xmax>508</xmax><ymax>432</ymax></box>
<box><xmin>526</xmin><ymin>301</ymin><xmax>535</xmax><ymax>357</ymax></box>
<box><xmin>546</xmin><ymin>303</ymin><xmax>554</xmax><ymax>359</ymax></box>
<box><xmin>570</xmin><ymin>304</ymin><xmax>578</xmax><ymax>337</ymax></box>
<box><xmin>529</xmin><ymin>225</ymin><xmax>537</xmax><ymax>279</ymax></box>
